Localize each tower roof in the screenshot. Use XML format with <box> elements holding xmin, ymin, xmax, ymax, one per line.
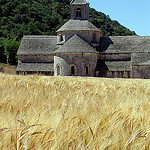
<box><xmin>70</xmin><ymin>0</ymin><xmax>87</xmax><ymax>5</ymax></box>
<box><xmin>54</xmin><ymin>34</ymin><xmax>98</xmax><ymax>54</ymax></box>
<box><xmin>57</xmin><ymin>19</ymin><xmax>102</xmax><ymax>32</ymax></box>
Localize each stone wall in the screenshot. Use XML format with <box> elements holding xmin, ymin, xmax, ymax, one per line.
<box><xmin>96</xmin><ymin>71</ymin><xmax>131</xmax><ymax>78</ymax></box>
<box><xmin>132</xmin><ymin>65</ymin><xmax>150</xmax><ymax>79</ymax></box>
<box><xmin>17</xmin><ymin>71</ymin><xmax>54</xmax><ymax>76</ymax></box>
<box><xmin>54</xmin><ymin>53</ymin><xmax>97</xmax><ymax>76</ymax></box>
<box><xmin>131</xmin><ymin>53</ymin><xmax>150</xmax><ymax>78</ymax></box>
<box><xmin>57</xmin><ymin>31</ymin><xmax>101</xmax><ymax>47</ymax></box>
<box><xmin>70</xmin><ymin>4</ymin><xmax>89</xmax><ymax>20</ymax></box>
<box><xmin>17</xmin><ymin>48</ymin><xmax>150</xmax><ymax>79</ymax></box>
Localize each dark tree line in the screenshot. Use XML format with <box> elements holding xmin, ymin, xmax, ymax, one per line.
<box><xmin>0</xmin><ymin>0</ymin><xmax>136</xmax><ymax>65</ymax></box>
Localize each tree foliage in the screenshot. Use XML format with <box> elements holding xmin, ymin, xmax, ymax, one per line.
<box><xmin>0</xmin><ymin>0</ymin><xmax>136</xmax><ymax>65</ymax></box>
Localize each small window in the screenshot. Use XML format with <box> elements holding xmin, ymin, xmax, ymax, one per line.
<box><xmin>76</xmin><ymin>7</ymin><xmax>82</xmax><ymax>18</ymax></box>
<box><xmin>59</xmin><ymin>34</ymin><xmax>63</xmax><ymax>42</ymax></box>
<box><xmin>93</xmin><ymin>32</ymin><xmax>96</xmax><ymax>42</ymax></box>
<box><xmin>57</xmin><ymin>65</ymin><xmax>60</xmax><ymax>76</ymax></box>
<box><xmin>85</xmin><ymin>65</ymin><xmax>90</xmax><ymax>75</ymax></box>
<box><xmin>71</xmin><ymin>66</ymin><xmax>75</xmax><ymax>75</ymax></box>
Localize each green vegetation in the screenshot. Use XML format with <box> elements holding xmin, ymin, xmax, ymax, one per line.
<box><xmin>0</xmin><ymin>0</ymin><xmax>136</xmax><ymax>65</ymax></box>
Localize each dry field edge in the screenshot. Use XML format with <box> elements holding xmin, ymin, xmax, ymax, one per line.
<box><xmin>0</xmin><ymin>73</ymin><xmax>149</xmax><ymax>149</ymax></box>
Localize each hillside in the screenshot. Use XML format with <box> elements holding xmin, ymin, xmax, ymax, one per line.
<box><xmin>0</xmin><ymin>0</ymin><xmax>136</xmax><ymax>65</ymax></box>
<box><xmin>0</xmin><ymin>74</ymin><xmax>149</xmax><ymax>149</ymax></box>
<box><xmin>0</xmin><ymin>63</ymin><xmax>16</xmax><ymax>74</ymax></box>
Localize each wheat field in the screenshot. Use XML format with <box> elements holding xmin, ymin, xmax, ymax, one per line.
<box><xmin>0</xmin><ymin>73</ymin><xmax>149</xmax><ymax>149</ymax></box>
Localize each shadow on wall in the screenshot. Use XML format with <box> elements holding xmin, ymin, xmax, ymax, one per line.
<box><xmin>97</xmin><ymin>36</ymin><xmax>114</xmax><ymax>52</ymax></box>
<box><xmin>95</xmin><ymin>37</ymin><xmax>113</xmax><ymax>77</ymax></box>
<box><xmin>96</xmin><ymin>59</ymin><xmax>109</xmax><ymax>71</ymax></box>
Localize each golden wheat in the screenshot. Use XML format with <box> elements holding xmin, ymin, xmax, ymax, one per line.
<box><xmin>0</xmin><ymin>73</ymin><xmax>149</xmax><ymax>149</ymax></box>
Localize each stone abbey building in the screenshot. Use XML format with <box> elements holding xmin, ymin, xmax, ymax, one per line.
<box><xmin>17</xmin><ymin>0</ymin><xmax>150</xmax><ymax>78</ymax></box>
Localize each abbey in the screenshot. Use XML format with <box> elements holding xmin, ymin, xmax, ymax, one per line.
<box><xmin>17</xmin><ymin>0</ymin><xmax>150</xmax><ymax>78</ymax></box>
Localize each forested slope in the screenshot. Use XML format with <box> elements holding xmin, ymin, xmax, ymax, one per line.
<box><xmin>0</xmin><ymin>0</ymin><xmax>136</xmax><ymax>64</ymax></box>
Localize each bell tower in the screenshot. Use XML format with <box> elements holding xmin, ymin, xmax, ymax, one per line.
<box><xmin>70</xmin><ymin>0</ymin><xmax>89</xmax><ymax>20</ymax></box>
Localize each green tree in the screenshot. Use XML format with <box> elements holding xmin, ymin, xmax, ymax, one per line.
<box><xmin>0</xmin><ymin>37</ymin><xmax>20</xmax><ymax>64</ymax></box>
<box><xmin>0</xmin><ymin>0</ymin><xmax>136</xmax><ymax>65</ymax></box>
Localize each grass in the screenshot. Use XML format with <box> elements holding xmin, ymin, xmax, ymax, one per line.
<box><xmin>0</xmin><ymin>63</ymin><xmax>2</xmax><ymax>69</ymax></box>
<box><xmin>0</xmin><ymin>73</ymin><xmax>149</xmax><ymax>149</ymax></box>
<box><xmin>0</xmin><ymin>63</ymin><xmax>16</xmax><ymax>75</ymax></box>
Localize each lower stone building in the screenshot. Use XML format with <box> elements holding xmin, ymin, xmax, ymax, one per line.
<box><xmin>16</xmin><ymin>0</ymin><xmax>150</xmax><ymax>79</ymax></box>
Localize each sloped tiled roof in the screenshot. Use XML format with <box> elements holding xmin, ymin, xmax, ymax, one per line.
<box><xmin>54</xmin><ymin>34</ymin><xmax>98</xmax><ymax>54</ymax></box>
<box><xmin>70</xmin><ymin>0</ymin><xmax>87</xmax><ymax>5</ymax></box>
<box><xmin>16</xmin><ymin>63</ymin><xmax>54</xmax><ymax>71</ymax></box>
<box><xmin>17</xmin><ymin>36</ymin><xmax>57</xmax><ymax>55</ymax></box>
<box><xmin>138</xmin><ymin>60</ymin><xmax>150</xmax><ymax>66</ymax></box>
<box><xmin>96</xmin><ymin>61</ymin><xmax>131</xmax><ymax>71</ymax></box>
<box><xmin>57</xmin><ymin>19</ymin><xmax>101</xmax><ymax>32</ymax></box>
<box><xmin>105</xmin><ymin>61</ymin><xmax>132</xmax><ymax>71</ymax></box>
<box><xmin>132</xmin><ymin>52</ymin><xmax>150</xmax><ymax>66</ymax></box>
<box><xmin>100</xmin><ymin>36</ymin><xmax>150</xmax><ymax>53</ymax></box>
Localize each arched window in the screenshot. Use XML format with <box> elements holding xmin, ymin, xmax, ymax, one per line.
<box><xmin>57</xmin><ymin>65</ymin><xmax>61</xmax><ymax>76</ymax></box>
<box><xmin>59</xmin><ymin>34</ymin><xmax>63</xmax><ymax>42</ymax></box>
<box><xmin>19</xmin><ymin>62</ymin><xmax>21</xmax><ymax>66</ymax></box>
<box><xmin>71</xmin><ymin>66</ymin><xmax>75</xmax><ymax>75</ymax></box>
<box><xmin>76</xmin><ymin>7</ymin><xmax>82</xmax><ymax>18</ymax></box>
<box><xmin>93</xmin><ymin>32</ymin><xmax>96</xmax><ymax>42</ymax></box>
<box><xmin>85</xmin><ymin>65</ymin><xmax>90</xmax><ymax>75</ymax></box>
